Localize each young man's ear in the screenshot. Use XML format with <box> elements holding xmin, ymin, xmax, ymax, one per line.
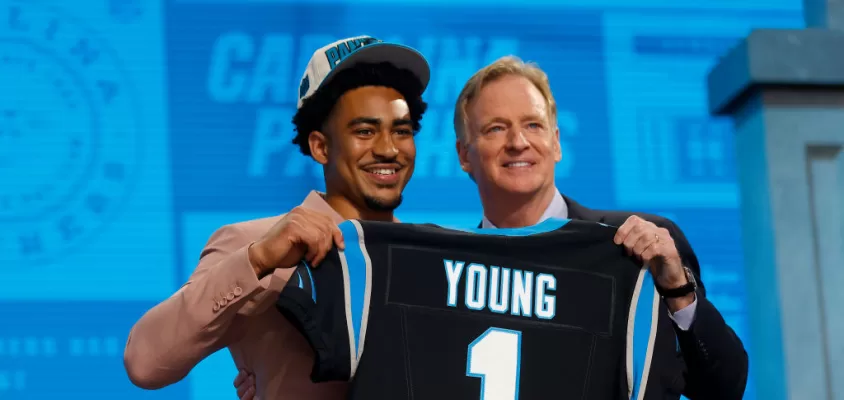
<box><xmin>309</xmin><ymin>131</ymin><xmax>329</xmax><ymax>165</ymax></box>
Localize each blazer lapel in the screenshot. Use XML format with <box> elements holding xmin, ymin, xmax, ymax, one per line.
<box><xmin>561</xmin><ymin>193</ymin><xmax>605</xmax><ymax>223</ymax></box>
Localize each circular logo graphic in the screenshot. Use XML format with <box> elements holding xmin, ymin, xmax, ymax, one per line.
<box><xmin>0</xmin><ymin>2</ymin><xmax>142</xmax><ymax>265</ymax></box>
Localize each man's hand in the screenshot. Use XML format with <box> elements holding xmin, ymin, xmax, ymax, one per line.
<box><xmin>613</xmin><ymin>215</ymin><xmax>694</xmax><ymax>310</ymax></box>
<box><xmin>234</xmin><ymin>369</ymin><xmax>256</xmax><ymax>400</ymax></box>
<box><xmin>248</xmin><ymin>207</ymin><xmax>345</xmax><ymax>278</ymax></box>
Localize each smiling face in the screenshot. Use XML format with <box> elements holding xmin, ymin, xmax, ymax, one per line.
<box><xmin>310</xmin><ymin>85</ymin><xmax>416</xmax><ymax>212</ymax></box>
<box><xmin>457</xmin><ymin>74</ymin><xmax>561</xmax><ymax>197</ymax></box>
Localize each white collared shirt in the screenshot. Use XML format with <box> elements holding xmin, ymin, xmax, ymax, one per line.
<box><xmin>481</xmin><ymin>190</ymin><xmax>568</xmax><ymax>229</ymax></box>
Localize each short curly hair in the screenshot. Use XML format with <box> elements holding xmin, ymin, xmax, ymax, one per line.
<box><xmin>292</xmin><ymin>61</ymin><xmax>428</xmax><ymax>156</ymax></box>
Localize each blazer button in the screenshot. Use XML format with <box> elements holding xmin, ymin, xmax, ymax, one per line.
<box><xmin>697</xmin><ymin>341</ymin><xmax>709</xmax><ymax>360</ymax></box>
<box><xmin>220</xmin><ymin>297</ymin><xmax>228</xmax><ymax>306</ymax></box>
<box><xmin>212</xmin><ymin>302</ymin><xmax>220</xmax><ymax>312</ymax></box>
<box><xmin>233</xmin><ymin>286</ymin><xmax>243</xmax><ymax>296</ymax></box>
<box><xmin>226</xmin><ymin>292</ymin><xmax>235</xmax><ymax>301</ymax></box>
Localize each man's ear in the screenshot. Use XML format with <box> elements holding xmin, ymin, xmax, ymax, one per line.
<box><xmin>456</xmin><ymin>138</ymin><xmax>472</xmax><ymax>175</ymax></box>
<box><xmin>552</xmin><ymin>126</ymin><xmax>562</xmax><ymax>162</ymax></box>
<box><xmin>309</xmin><ymin>130</ymin><xmax>329</xmax><ymax>165</ymax></box>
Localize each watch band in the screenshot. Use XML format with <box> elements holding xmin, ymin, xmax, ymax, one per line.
<box><xmin>655</xmin><ymin>266</ymin><xmax>697</xmax><ymax>298</ymax></box>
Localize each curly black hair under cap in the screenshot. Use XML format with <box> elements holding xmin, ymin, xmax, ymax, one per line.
<box><xmin>292</xmin><ymin>61</ymin><xmax>429</xmax><ymax>156</ymax></box>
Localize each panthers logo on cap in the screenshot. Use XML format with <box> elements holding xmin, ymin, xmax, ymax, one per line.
<box><xmin>323</xmin><ymin>36</ymin><xmax>382</xmax><ymax>70</ymax></box>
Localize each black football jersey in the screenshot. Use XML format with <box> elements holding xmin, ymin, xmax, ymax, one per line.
<box><xmin>276</xmin><ymin>218</ymin><xmax>660</xmax><ymax>400</ymax></box>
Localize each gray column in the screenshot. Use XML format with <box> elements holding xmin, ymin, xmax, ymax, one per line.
<box><xmin>707</xmin><ymin>2</ymin><xmax>844</xmax><ymax>398</ymax></box>
<box><xmin>803</xmin><ymin>0</ymin><xmax>844</xmax><ymax>30</ymax></box>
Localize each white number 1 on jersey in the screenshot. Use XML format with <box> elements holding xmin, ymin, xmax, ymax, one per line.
<box><xmin>466</xmin><ymin>328</ymin><xmax>522</xmax><ymax>400</ymax></box>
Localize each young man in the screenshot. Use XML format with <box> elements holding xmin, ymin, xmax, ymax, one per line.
<box><xmin>453</xmin><ymin>56</ymin><xmax>748</xmax><ymax>399</ymax></box>
<box><xmin>123</xmin><ymin>35</ymin><xmax>429</xmax><ymax>400</ymax></box>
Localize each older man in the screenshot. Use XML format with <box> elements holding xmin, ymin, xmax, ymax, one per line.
<box><xmin>452</xmin><ymin>55</ymin><xmax>748</xmax><ymax>399</ymax></box>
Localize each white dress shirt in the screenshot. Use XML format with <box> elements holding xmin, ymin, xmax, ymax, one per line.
<box><xmin>480</xmin><ymin>189</ymin><xmax>698</xmax><ymax>331</ymax></box>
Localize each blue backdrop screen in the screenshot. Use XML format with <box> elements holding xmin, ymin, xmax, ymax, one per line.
<box><xmin>1</xmin><ymin>0</ymin><xmax>804</xmax><ymax>398</ymax></box>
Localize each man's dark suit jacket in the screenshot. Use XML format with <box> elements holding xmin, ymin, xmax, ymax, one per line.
<box><xmin>481</xmin><ymin>194</ymin><xmax>749</xmax><ymax>400</ymax></box>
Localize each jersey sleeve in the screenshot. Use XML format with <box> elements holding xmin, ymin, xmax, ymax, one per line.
<box><xmin>275</xmin><ymin>219</ymin><xmax>373</xmax><ymax>383</ymax></box>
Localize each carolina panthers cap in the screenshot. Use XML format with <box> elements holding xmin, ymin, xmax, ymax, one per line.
<box><xmin>296</xmin><ymin>35</ymin><xmax>431</xmax><ymax>109</ymax></box>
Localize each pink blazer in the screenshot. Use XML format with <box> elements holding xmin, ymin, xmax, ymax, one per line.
<box><xmin>124</xmin><ymin>191</ymin><xmax>348</xmax><ymax>399</ymax></box>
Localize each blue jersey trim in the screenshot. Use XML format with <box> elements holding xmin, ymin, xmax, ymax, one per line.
<box><xmin>305</xmin><ymin>261</ymin><xmax>317</xmax><ymax>302</ymax></box>
<box><xmin>301</xmin><ymin>260</ymin><xmax>317</xmax><ymax>302</ymax></box>
<box><xmin>631</xmin><ymin>270</ymin><xmax>657</xmax><ymax>399</ymax></box>
<box><xmin>338</xmin><ymin>220</ymin><xmax>367</xmax><ymax>359</ymax></box>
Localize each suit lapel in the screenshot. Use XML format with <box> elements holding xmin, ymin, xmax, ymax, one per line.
<box><xmin>561</xmin><ymin>193</ymin><xmax>605</xmax><ymax>223</ymax></box>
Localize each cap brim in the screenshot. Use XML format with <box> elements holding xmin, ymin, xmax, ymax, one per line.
<box><xmin>320</xmin><ymin>42</ymin><xmax>431</xmax><ymax>94</ymax></box>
